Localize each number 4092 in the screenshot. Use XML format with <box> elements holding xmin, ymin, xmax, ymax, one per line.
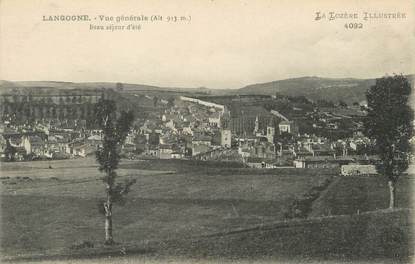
<box><xmin>345</xmin><ymin>23</ymin><xmax>363</xmax><ymax>29</ymax></box>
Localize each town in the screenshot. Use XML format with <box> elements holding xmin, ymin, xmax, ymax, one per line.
<box><xmin>0</xmin><ymin>84</ymin><xmax>380</xmax><ymax>176</ymax></box>
<box><xmin>2</xmin><ymin>0</ymin><xmax>414</xmax><ymax>261</ymax></box>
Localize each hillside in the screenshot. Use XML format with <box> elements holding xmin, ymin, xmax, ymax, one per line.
<box><xmin>1</xmin><ymin>74</ymin><xmax>413</xmax><ymax>104</ymax></box>
<box><xmin>0</xmin><ymin>80</ymin><xmax>213</xmax><ymax>96</ymax></box>
<box><xmin>310</xmin><ymin>174</ymin><xmax>414</xmax><ymax>217</ymax></box>
<box><xmin>235</xmin><ymin>77</ymin><xmax>374</xmax><ymax>104</ymax></box>
<box><xmin>238</xmin><ymin>75</ymin><xmax>414</xmax><ymax>104</ymax></box>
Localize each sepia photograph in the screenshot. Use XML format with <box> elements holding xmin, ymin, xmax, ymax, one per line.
<box><xmin>0</xmin><ymin>0</ymin><xmax>414</xmax><ymax>263</ymax></box>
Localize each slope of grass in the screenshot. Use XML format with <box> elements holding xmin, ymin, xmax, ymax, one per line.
<box><xmin>0</xmin><ymin>159</ymin><xmax>333</xmax><ymax>258</ymax></box>
<box><xmin>2</xmin><ymin>159</ymin><xmax>413</xmax><ymax>262</ymax></box>
<box><xmin>4</xmin><ymin>209</ymin><xmax>412</xmax><ymax>263</ymax></box>
<box><xmin>310</xmin><ymin>175</ymin><xmax>414</xmax><ymax>217</ymax></box>
<box><xmin>156</xmin><ymin>209</ymin><xmax>413</xmax><ymax>262</ymax></box>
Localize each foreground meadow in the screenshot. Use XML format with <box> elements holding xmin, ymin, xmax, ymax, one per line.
<box><xmin>1</xmin><ymin>158</ymin><xmax>333</xmax><ymax>257</ymax></box>
<box><xmin>0</xmin><ymin>158</ymin><xmax>413</xmax><ymax>262</ymax></box>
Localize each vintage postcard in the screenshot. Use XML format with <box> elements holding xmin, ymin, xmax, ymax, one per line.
<box><xmin>0</xmin><ymin>0</ymin><xmax>414</xmax><ymax>263</ymax></box>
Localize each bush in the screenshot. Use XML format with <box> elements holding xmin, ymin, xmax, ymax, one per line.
<box><xmin>285</xmin><ymin>177</ymin><xmax>333</xmax><ymax>219</ymax></box>
<box><xmin>379</xmin><ymin>226</ymin><xmax>406</xmax><ymax>257</ymax></box>
<box><xmin>70</xmin><ymin>240</ymin><xmax>94</xmax><ymax>250</ymax></box>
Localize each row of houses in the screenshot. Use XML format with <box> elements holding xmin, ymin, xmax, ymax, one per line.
<box><xmin>245</xmin><ymin>154</ymin><xmax>379</xmax><ymax>175</ymax></box>
<box><xmin>1</xmin><ymin>128</ymin><xmax>104</xmax><ymax>161</ymax></box>
<box><xmin>293</xmin><ymin>155</ymin><xmax>380</xmax><ymax>168</ymax></box>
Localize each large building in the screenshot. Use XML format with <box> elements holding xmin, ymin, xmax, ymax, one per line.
<box><xmin>221</xmin><ymin>129</ymin><xmax>231</xmax><ymax>148</ymax></box>
<box><xmin>278</xmin><ymin>120</ymin><xmax>299</xmax><ymax>135</ymax></box>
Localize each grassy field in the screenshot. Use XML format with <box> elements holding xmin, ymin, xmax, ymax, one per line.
<box><xmin>310</xmin><ymin>175</ymin><xmax>414</xmax><ymax>217</ymax></box>
<box><xmin>1</xmin><ymin>158</ymin><xmax>413</xmax><ymax>262</ymax></box>
<box><xmin>157</xmin><ymin>208</ymin><xmax>414</xmax><ymax>262</ymax></box>
<box><xmin>1</xmin><ymin>158</ymin><xmax>334</xmax><ymax>259</ymax></box>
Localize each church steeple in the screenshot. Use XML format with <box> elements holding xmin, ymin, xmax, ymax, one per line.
<box><xmin>266</xmin><ymin>117</ymin><xmax>275</xmax><ymax>143</ymax></box>
<box><xmin>254</xmin><ymin>115</ymin><xmax>259</xmax><ymax>134</ymax></box>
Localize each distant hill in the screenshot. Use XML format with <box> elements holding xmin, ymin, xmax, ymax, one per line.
<box><xmin>235</xmin><ymin>75</ymin><xmax>414</xmax><ymax>104</ymax></box>
<box><xmin>235</xmin><ymin>77</ymin><xmax>374</xmax><ymax>104</ymax></box>
<box><xmin>0</xmin><ymin>80</ymin><xmax>171</xmax><ymax>92</ymax></box>
<box><xmin>1</xmin><ymin>75</ymin><xmax>413</xmax><ymax>103</ymax></box>
<box><xmin>0</xmin><ymin>80</ymin><xmax>216</xmax><ymax>97</ymax></box>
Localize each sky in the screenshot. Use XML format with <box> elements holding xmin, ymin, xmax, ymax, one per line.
<box><xmin>0</xmin><ymin>0</ymin><xmax>414</xmax><ymax>89</ymax></box>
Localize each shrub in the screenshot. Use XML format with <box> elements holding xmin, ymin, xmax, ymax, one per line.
<box><xmin>285</xmin><ymin>177</ymin><xmax>334</xmax><ymax>219</ymax></box>
<box><xmin>379</xmin><ymin>226</ymin><xmax>406</xmax><ymax>257</ymax></box>
<box><xmin>70</xmin><ymin>240</ymin><xmax>94</xmax><ymax>250</ymax></box>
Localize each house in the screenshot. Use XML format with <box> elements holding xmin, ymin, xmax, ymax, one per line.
<box><xmin>293</xmin><ymin>156</ymin><xmax>353</xmax><ymax>169</ymax></box>
<box><xmin>148</xmin><ymin>131</ymin><xmax>160</xmax><ymax>146</ymax></box>
<box><xmin>293</xmin><ymin>146</ymin><xmax>313</xmax><ymax>159</ymax></box>
<box><xmin>171</xmin><ymin>151</ymin><xmax>184</xmax><ymax>159</ymax></box>
<box><xmin>208</xmin><ymin>113</ymin><xmax>221</xmax><ymax>128</ymax></box>
<box><xmin>12</xmin><ymin>147</ymin><xmax>27</xmax><ymax>161</ymax></box>
<box><xmin>221</xmin><ymin>129</ymin><xmax>231</xmax><ymax>148</ymax></box>
<box><xmin>182</xmin><ymin>124</ymin><xmax>193</xmax><ymax>136</ymax></box>
<box><xmin>22</xmin><ymin>135</ymin><xmax>45</xmax><ymax>156</ymax></box>
<box><xmin>251</xmin><ymin>141</ymin><xmax>275</xmax><ymax>159</ymax></box>
<box><xmin>230</xmin><ymin>107</ymin><xmax>273</xmax><ymax>136</ymax></box>
<box><xmin>308</xmin><ymin>144</ymin><xmax>336</xmax><ymax>157</ymax></box>
<box><xmin>9</xmin><ymin>135</ymin><xmax>23</xmax><ymax>147</ymax></box>
<box><xmin>159</xmin><ymin>144</ymin><xmax>173</xmax><ymax>159</ymax></box>
<box><xmin>350</xmin><ymin>155</ymin><xmax>381</xmax><ymax>165</ymax></box>
<box><xmin>192</xmin><ymin>133</ymin><xmax>212</xmax><ymax>146</ymax></box>
<box><xmin>191</xmin><ymin>143</ymin><xmax>211</xmax><ymax>156</ymax></box>
<box><xmin>266</xmin><ymin>125</ymin><xmax>275</xmax><ymax>143</ymax></box>
<box><xmin>0</xmin><ymin>136</ymin><xmax>7</xmax><ymax>158</ymax></box>
<box><xmin>349</xmin><ymin>138</ymin><xmax>370</xmax><ymax>153</ymax></box>
<box><xmin>67</xmin><ymin>140</ymin><xmax>94</xmax><ymax>157</ymax></box>
<box><xmin>341</xmin><ymin>164</ymin><xmax>377</xmax><ymax>176</ymax></box>
<box><xmin>72</xmin><ymin>144</ymin><xmax>95</xmax><ymax>157</ymax></box>
<box><xmin>246</xmin><ymin>157</ymin><xmax>276</xmax><ymax>168</ymax></box>
<box><xmin>45</xmin><ymin>135</ymin><xmax>70</xmax><ymax>158</ymax></box>
<box><xmin>165</xmin><ymin>119</ymin><xmax>175</xmax><ymax>130</ymax></box>
<box><xmin>238</xmin><ymin>145</ymin><xmax>252</xmax><ymax>158</ymax></box>
<box><xmin>276</xmin><ymin>143</ymin><xmax>295</xmax><ymax>157</ymax></box>
<box><xmin>146</xmin><ymin>145</ymin><xmax>159</xmax><ymax>157</ymax></box>
<box><xmin>125</xmin><ymin>132</ymin><xmax>136</xmax><ymax>145</ymax></box>
<box><xmin>122</xmin><ymin>142</ymin><xmax>136</xmax><ymax>154</ymax></box>
<box><xmin>0</xmin><ymin>136</ymin><xmax>27</xmax><ymax>161</ymax></box>
<box><xmin>87</xmin><ymin>134</ymin><xmax>103</xmax><ymax>148</ymax></box>
<box><xmin>278</xmin><ymin>120</ymin><xmax>299</xmax><ymax>135</ymax></box>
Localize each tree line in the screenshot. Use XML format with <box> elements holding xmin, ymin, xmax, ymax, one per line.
<box><xmin>2</xmin><ymin>101</ymin><xmax>98</xmax><ymax>125</ymax></box>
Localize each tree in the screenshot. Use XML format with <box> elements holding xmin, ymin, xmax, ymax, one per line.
<box><xmin>338</xmin><ymin>100</ymin><xmax>348</xmax><ymax>108</ymax></box>
<box><xmin>363</xmin><ymin>75</ymin><xmax>413</xmax><ymax>209</ymax></box>
<box><xmin>4</xmin><ymin>139</ymin><xmax>16</xmax><ymax>161</ymax></box>
<box><xmin>95</xmin><ymin>99</ymin><xmax>135</xmax><ymax>244</ymax></box>
<box><xmin>116</xmin><ymin>82</ymin><xmax>124</xmax><ymax>91</ymax></box>
<box><xmin>167</xmin><ymin>97</ymin><xmax>175</xmax><ymax>108</ymax></box>
<box><xmin>316</xmin><ymin>99</ymin><xmax>335</xmax><ymax>108</ymax></box>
